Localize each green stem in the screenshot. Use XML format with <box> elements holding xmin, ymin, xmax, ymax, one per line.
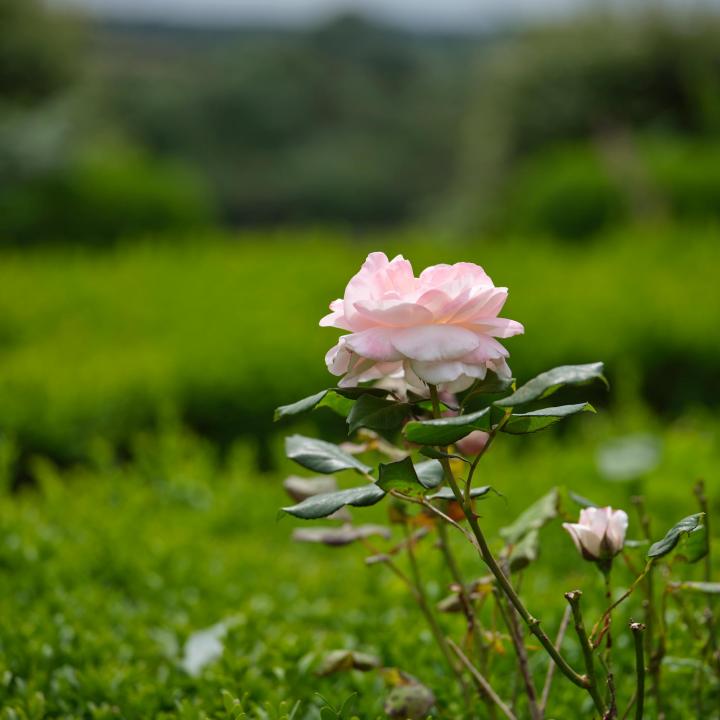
<box><xmin>448</xmin><ymin>637</ymin><xmax>518</xmax><ymax>720</ymax></box>
<box><xmin>437</xmin><ymin>521</ymin><xmax>497</xmax><ymax>719</ymax></box>
<box><xmin>361</xmin><ymin>533</ymin><xmax>469</xmax><ymax>705</ymax></box>
<box><xmin>495</xmin><ymin>589</ymin><xmax>542</xmax><ymax>720</ymax></box>
<box><xmin>591</xmin><ymin>561</ymin><xmax>654</xmax><ymax>647</ymax></box>
<box><xmin>540</xmin><ymin>605</ymin><xmax>572</xmax><ymax>714</ymax></box>
<box><xmin>603</xmin><ymin>571</ymin><xmax>617</xmax><ymax>718</ymax></box>
<box><xmin>630</xmin><ymin>622</ymin><xmax>646</xmax><ymax>720</ymax></box>
<box><xmin>402</xmin><ymin>523</ymin><xmax>472</xmax><ymax>709</ymax></box>
<box><xmin>565</xmin><ymin>590</ymin><xmax>608</xmax><ymax>717</ymax></box>
<box><xmin>631</xmin><ymin>497</ymin><xmax>655</xmax><ymax>648</ymax></box>
<box><xmin>437</xmin><ymin>522</ymin><xmax>488</xmax><ymax>665</ymax></box>
<box><xmin>428</xmin><ymin>385</ymin><xmax>591</xmax><ymax>693</ymax></box>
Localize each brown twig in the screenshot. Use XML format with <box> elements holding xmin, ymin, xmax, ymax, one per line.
<box><xmin>591</xmin><ymin>561</ymin><xmax>654</xmax><ymax>647</ymax></box>
<box><xmin>361</xmin><ymin>534</ymin><xmax>470</xmax><ymax>708</ymax></box>
<box><xmin>495</xmin><ymin>589</ymin><xmax>542</xmax><ymax>720</ymax></box>
<box><xmin>401</xmin><ymin>523</ymin><xmax>472</xmax><ymax>710</ymax></box>
<box><xmin>448</xmin><ymin>637</ymin><xmax>518</xmax><ymax>720</ymax></box>
<box><xmin>540</xmin><ymin>605</ymin><xmax>572</xmax><ymax>713</ymax></box>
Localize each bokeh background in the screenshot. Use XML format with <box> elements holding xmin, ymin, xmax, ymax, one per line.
<box><xmin>1</xmin><ymin>1</ymin><xmax>719</xmax><ymax>717</ymax></box>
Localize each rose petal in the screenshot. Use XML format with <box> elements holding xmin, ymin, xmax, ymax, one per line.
<box><xmin>460</xmin><ymin>336</ymin><xmax>510</xmax><ymax>363</ymax></box>
<box><xmin>449</xmin><ymin>287</ymin><xmax>508</xmax><ymax>323</ymax></box>
<box><xmin>353</xmin><ymin>301</ymin><xmax>434</xmax><ymax>327</ymax></box>
<box><xmin>606</xmin><ymin>510</ymin><xmax>629</xmax><ymax>553</ymax></box>
<box><xmin>410</xmin><ymin>360</ymin><xmax>467</xmax><ymax>385</ymax></box>
<box><xmin>343</xmin><ymin>328</ymin><xmax>403</xmax><ymax>362</ymax></box>
<box><xmin>472</xmin><ymin>318</ymin><xmax>525</xmax><ymax>339</ymax></box>
<box><xmin>391</xmin><ymin>325</ymin><xmax>480</xmax><ymax>362</ymax></box>
<box><xmin>441</xmin><ymin>374</ymin><xmax>477</xmax><ymax>393</ymax></box>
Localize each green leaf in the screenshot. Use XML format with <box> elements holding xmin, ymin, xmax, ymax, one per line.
<box><xmin>419</xmin><ymin>447</ymin><xmax>470</xmax><ymax>463</ymax></box>
<box><xmin>461</xmin><ymin>373</ymin><xmax>515</xmax><ymax>411</ymax></box>
<box><xmin>501</xmin><ymin>403</ymin><xmax>595</xmax><ymax>434</ymax></box>
<box><xmin>347</xmin><ymin>395</ymin><xmax>411</xmax><ymax>435</ymax></box>
<box><xmin>568</xmin><ymin>491</ymin><xmax>598</xmax><ymax>508</ymax></box>
<box><xmin>283</xmin><ymin>476</ymin><xmax>339</xmax><ymax>503</ymax></box>
<box><xmin>648</xmin><ymin>513</ymin><xmax>705</xmax><ymax>559</ymax></box>
<box><xmin>318</xmin><ymin>392</ymin><xmax>356</xmax><ymax>418</ymax></box>
<box><xmin>507</xmin><ymin>528</ymin><xmax>540</xmax><ymax>573</ymax></box>
<box><xmin>384</xmin><ymin>682</ymin><xmax>436</xmax><ymax>719</ymax></box>
<box><xmin>429</xmin><ymin>485</ymin><xmax>493</xmax><ymax>501</ymax></box>
<box><xmin>274</xmin><ymin>387</ymin><xmax>388</xmax><ymax>421</ymax></box>
<box><xmin>414</xmin><ymin>459</ymin><xmax>445</xmax><ymax>489</ymax></box>
<box><xmin>407</xmin><ymin>390</ymin><xmax>454</xmax><ymax>412</ymax></box>
<box><xmin>281</xmin><ymin>483</ymin><xmax>385</xmax><ymax>519</ymax></box>
<box><xmin>377</xmin><ymin>457</ymin><xmax>422</xmax><ymax>495</ymax></box>
<box><xmin>275</xmin><ymin>390</ymin><xmax>329</xmax><ymax>420</ymax></box>
<box><xmin>292</xmin><ymin>524</ymin><xmax>391</xmax><ymax>546</ymax></box>
<box><xmin>317</xmin><ymin>650</ymin><xmax>381</xmax><ymax>676</ymax></box>
<box><xmin>495</xmin><ymin>362</ymin><xmax>607</xmax><ymax>408</ymax></box>
<box><xmin>501</xmin><ymin>488</ymin><xmax>559</xmax><ymax>544</ymax></box>
<box><xmin>403</xmin><ymin>407</ymin><xmax>492</xmax><ymax>445</ymax></box>
<box><xmin>285</xmin><ymin>435</ymin><xmax>371</xmax><ymax>474</ymax></box>
<box><xmin>670</xmin><ymin>581</ymin><xmax>720</xmax><ymax>595</ymax></box>
<box><xmin>377</xmin><ymin>457</ymin><xmax>444</xmax><ymax>496</ymax></box>
<box><xmin>676</xmin><ymin>523</ymin><xmax>708</xmax><ymax>564</ymax></box>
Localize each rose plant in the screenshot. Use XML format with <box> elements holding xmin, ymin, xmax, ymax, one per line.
<box><xmin>274</xmin><ymin>253</ymin><xmax>717</xmax><ymax>719</ymax></box>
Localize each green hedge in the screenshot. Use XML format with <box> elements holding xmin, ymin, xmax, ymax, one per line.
<box><xmin>0</xmin><ymin>226</ymin><xmax>718</xmax><ymax>470</ymax></box>
<box><xmin>0</xmin><ymin>146</ymin><xmax>215</xmax><ymax>247</ymax></box>
<box><xmin>498</xmin><ymin>138</ymin><xmax>720</xmax><ymax>239</ymax></box>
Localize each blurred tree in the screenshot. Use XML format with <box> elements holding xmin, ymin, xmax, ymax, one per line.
<box><xmin>92</xmin><ymin>15</ymin><xmax>476</xmax><ymax>227</ymax></box>
<box><xmin>0</xmin><ymin>0</ymin><xmax>79</xmax><ymax>106</ymax></box>
<box><xmin>448</xmin><ymin>10</ymin><xmax>720</xmax><ymax>237</ymax></box>
<box><xmin>0</xmin><ymin>1</ymin><xmax>214</xmax><ymax>246</ymax></box>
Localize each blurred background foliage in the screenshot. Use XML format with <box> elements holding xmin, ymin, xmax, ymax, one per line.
<box><xmin>0</xmin><ymin>0</ymin><xmax>719</xmax><ymax>474</ymax></box>
<box><xmin>1</xmin><ymin>3</ymin><xmax>720</xmax><ymax>716</ymax></box>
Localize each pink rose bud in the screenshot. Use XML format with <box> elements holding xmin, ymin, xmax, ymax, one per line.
<box><xmin>321</xmin><ymin>252</ymin><xmax>523</xmax><ymax>392</ymax></box>
<box><xmin>456</xmin><ymin>430</ymin><xmax>490</xmax><ymax>456</ymax></box>
<box><xmin>562</xmin><ymin>506</ymin><xmax>629</xmax><ymax>562</ymax></box>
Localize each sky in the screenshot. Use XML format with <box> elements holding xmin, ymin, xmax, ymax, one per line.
<box><xmin>51</xmin><ymin>0</ymin><xmax>720</xmax><ymax>32</ymax></box>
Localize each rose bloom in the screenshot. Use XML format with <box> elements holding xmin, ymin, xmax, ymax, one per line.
<box><xmin>563</xmin><ymin>507</ymin><xmax>629</xmax><ymax>562</ymax></box>
<box><xmin>321</xmin><ymin>252</ymin><xmax>524</xmax><ymax>392</ymax></box>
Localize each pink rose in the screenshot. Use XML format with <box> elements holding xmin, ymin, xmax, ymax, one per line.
<box><xmin>562</xmin><ymin>507</ymin><xmax>629</xmax><ymax>562</ymax></box>
<box><xmin>321</xmin><ymin>252</ymin><xmax>524</xmax><ymax>392</ymax></box>
<box><xmin>456</xmin><ymin>430</ymin><xmax>491</xmax><ymax>456</ymax></box>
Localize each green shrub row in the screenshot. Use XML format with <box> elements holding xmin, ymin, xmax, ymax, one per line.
<box><xmin>0</xmin><ymin>226</ymin><xmax>718</xmax><ymax>471</ymax></box>
<box><xmin>499</xmin><ymin>138</ymin><xmax>720</xmax><ymax>239</ymax></box>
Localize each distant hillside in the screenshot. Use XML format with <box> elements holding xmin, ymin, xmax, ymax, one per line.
<box><xmin>84</xmin><ymin>15</ymin><xmax>489</xmax><ymax>227</ymax></box>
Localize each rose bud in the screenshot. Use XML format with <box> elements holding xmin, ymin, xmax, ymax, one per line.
<box><xmin>562</xmin><ymin>506</ymin><xmax>628</xmax><ymax>564</ymax></box>
<box><xmin>456</xmin><ymin>430</ymin><xmax>490</xmax><ymax>457</ymax></box>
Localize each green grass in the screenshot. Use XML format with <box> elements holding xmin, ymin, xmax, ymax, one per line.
<box><xmin>0</xmin><ymin>225</ymin><xmax>718</xmax><ymax>474</ymax></box>
<box><xmin>1</xmin><ymin>416</ymin><xmax>717</xmax><ymax>718</ymax></box>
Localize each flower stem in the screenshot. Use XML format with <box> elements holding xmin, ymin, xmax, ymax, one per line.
<box><xmin>601</xmin><ymin>571</ymin><xmax>618</xmax><ymax>718</ymax></box>
<box><xmin>630</xmin><ymin>622</ymin><xmax>646</xmax><ymax>720</ymax></box>
<box><xmin>428</xmin><ymin>385</ymin><xmax>591</xmax><ymax>693</ymax></box>
<box><xmin>448</xmin><ymin>637</ymin><xmax>518</xmax><ymax>720</ymax></box>
<box><xmin>540</xmin><ymin>605</ymin><xmax>572</xmax><ymax>713</ymax></box>
<box><xmin>437</xmin><ymin>521</ymin><xmax>487</xmax><ymax>660</ymax></box>
<box><xmin>565</xmin><ymin>590</ymin><xmax>608</xmax><ymax>717</ymax></box>
<box><xmin>494</xmin><ymin>589</ymin><xmax>542</xmax><ymax>720</ymax></box>
<box><xmin>361</xmin><ymin>533</ymin><xmax>470</xmax><ymax>706</ymax></box>
<box><xmin>401</xmin><ymin>523</ymin><xmax>473</xmax><ymax>709</ymax></box>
